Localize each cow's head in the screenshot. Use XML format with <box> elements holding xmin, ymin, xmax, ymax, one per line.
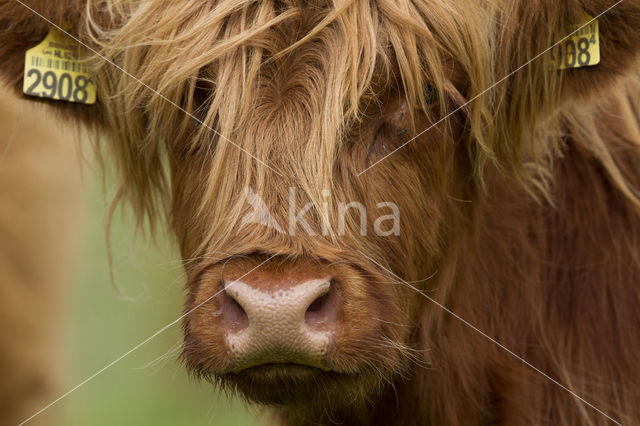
<box><xmin>3</xmin><ymin>0</ymin><xmax>640</xmax><ymax>419</ymax></box>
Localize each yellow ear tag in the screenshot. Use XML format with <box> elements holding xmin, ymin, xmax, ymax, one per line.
<box><xmin>550</xmin><ymin>13</ymin><xmax>600</xmax><ymax>70</ymax></box>
<box><xmin>23</xmin><ymin>25</ymin><xmax>96</xmax><ymax>104</ymax></box>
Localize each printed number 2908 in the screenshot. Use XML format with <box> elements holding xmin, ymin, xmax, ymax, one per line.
<box><xmin>553</xmin><ymin>34</ymin><xmax>596</xmax><ymax>68</ymax></box>
<box><xmin>25</xmin><ymin>69</ymin><xmax>91</xmax><ymax>103</ymax></box>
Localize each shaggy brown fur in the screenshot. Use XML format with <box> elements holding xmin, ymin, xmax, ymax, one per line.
<box><xmin>2</xmin><ymin>0</ymin><xmax>640</xmax><ymax>425</ymax></box>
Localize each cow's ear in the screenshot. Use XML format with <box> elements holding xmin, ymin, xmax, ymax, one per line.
<box><xmin>558</xmin><ymin>1</ymin><xmax>640</xmax><ymax>98</ymax></box>
<box><xmin>0</xmin><ymin>0</ymin><xmax>101</xmax><ymax>125</ymax></box>
<box><xmin>461</xmin><ymin>1</ymin><xmax>640</xmax><ymax>191</ymax></box>
<box><xmin>502</xmin><ymin>1</ymin><xmax>640</xmax><ymax>101</ymax></box>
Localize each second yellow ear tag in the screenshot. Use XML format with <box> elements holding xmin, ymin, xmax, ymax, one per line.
<box><xmin>23</xmin><ymin>26</ymin><xmax>97</xmax><ymax>104</ymax></box>
<box><xmin>550</xmin><ymin>13</ymin><xmax>600</xmax><ymax>70</ymax></box>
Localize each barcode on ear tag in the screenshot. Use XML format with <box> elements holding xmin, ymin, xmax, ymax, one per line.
<box><xmin>550</xmin><ymin>13</ymin><xmax>600</xmax><ymax>70</ymax></box>
<box><xmin>23</xmin><ymin>26</ymin><xmax>96</xmax><ymax>104</ymax></box>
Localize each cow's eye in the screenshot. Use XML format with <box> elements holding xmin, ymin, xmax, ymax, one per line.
<box><xmin>362</xmin><ymin>90</ymin><xmax>439</xmax><ymax>166</ymax></box>
<box><xmin>365</xmin><ymin>122</ymin><xmax>409</xmax><ymax>166</ymax></box>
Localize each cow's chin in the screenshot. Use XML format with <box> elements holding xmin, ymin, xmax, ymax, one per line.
<box><xmin>216</xmin><ymin>363</ymin><xmax>364</xmax><ymax>405</ymax></box>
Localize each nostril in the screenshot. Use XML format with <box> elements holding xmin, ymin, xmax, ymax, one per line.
<box><xmin>307</xmin><ymin>293</ymin><xmax>329</xmax><ymax>313</ymax></box>
<box><xmin>220</xmin><ymin>284</ymin><xmax>249</xmax><ymax>332</ymax></box>
<box><xmin>305</xmin><ymin>279</ymin><xmax>340</xmax><ymax>329</ymax></box>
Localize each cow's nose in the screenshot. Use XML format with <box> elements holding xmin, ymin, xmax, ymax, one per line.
<box><xmin>218</xmin><ymin>277</ymin><xmax>340</xmax><ymax>372</ymax></box>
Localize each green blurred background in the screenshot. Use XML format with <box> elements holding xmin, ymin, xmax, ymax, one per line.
<box><xmin>59</xmin><ymin>164</ymin><xmax>259</xmax><ymax>426</ymax></box>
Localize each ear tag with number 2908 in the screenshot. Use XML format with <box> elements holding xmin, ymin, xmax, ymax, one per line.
<box><xmin>550</xmin><ymin>13</ymin><xmax>601</xmax><ymax>70</ymax></box>
<box><xmin>23</xmin><ymin>26</ymin><xmax>96</xmax><ymax>104</ymax></box>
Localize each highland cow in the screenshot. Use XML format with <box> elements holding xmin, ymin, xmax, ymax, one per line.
<box><xmin>2</xmin><ymin>0</ymin><xmax>640</xmax><ymax>425</ymax></box>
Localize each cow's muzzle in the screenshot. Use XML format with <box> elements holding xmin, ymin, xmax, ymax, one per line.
<box><xmin>218</xmin><ymin>275</ymin><xmax>341</xmax><ymax>372</ymax></box>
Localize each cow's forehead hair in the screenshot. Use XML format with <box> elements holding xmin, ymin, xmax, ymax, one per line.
<box><xmin>86</xmin><ymin>0</ymin><xmax>567</xmax><ymax>245</ymax></box>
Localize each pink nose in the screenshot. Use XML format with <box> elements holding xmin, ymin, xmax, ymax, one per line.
<box><xmin>217</xmin><ymin>276</ymin><xmax>340</xmax><ymax>372</ymax></box>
